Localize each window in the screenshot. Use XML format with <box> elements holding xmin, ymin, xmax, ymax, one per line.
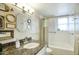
<box><xmin>57</xmin><ymin>16</ymin><xmax>79</xmax><ymax>32</ymax></box>
<box><xmin>58</xmin><ymin>17</ymin><xmax>68</xmax><ymax>31</ymax></box>
<box><xmin>68</xmin><ymin>16</ymin><xmax>74</xmax><ymax>31</ymax></box>
<box><xmin>75</xmin><ymin>16</ymin><xmax>79</xmax><ymax>31</ymax></box>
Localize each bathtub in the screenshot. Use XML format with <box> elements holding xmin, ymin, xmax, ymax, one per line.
<box><xmin>48</xmin><ymin>31</ymin><xmax>75</xmax><ymax>55</ymax></box>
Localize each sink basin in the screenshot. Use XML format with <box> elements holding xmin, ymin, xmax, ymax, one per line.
<box><xmin>23</xmin><ymin>42</ymin><xmax>40</xmax><ymax>49</ymax></box>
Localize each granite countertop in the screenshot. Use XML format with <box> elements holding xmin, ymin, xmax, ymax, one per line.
<box><xmin>0</xmin><ymin>38</ymin><xmax>43</xmax><ymax>55</ymax></box>
<box><xmin>2</xmin><ymin>40</ymin><xmax>43</xmax><ymax>55</ymax></box>
<box><xmin>3</xmin><ymin>43</ymin><xmax>42</xmax><ymax>55</ymax></box>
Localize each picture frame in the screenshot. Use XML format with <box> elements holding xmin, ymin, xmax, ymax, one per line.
<box><xmin>6</xmin><ymin>23</ymin><xmax>16</xmax><ymax>29</ymax></box>
<box><xmin>0</xmin><ymin>30</ymin><xmax>14</xmax><ymax>39</ymax></box>
<box><xmin>0</xmin><ymin>3</ymin><xmax>9</xmax><ymax>12</ymax></box>
<box><xmin>0</xmin><ymin>3</ymin><xmax>5</xmax><ymax>11</ymax></box>
<box><xmin>0</xmin><ymin>15</ymin><xmax>4</xmax><ymax>29</ymax></box>
<box><xmin>6</xmin><ymin>14</ymin><xmax>16</xmax><ymax>23</ymax></box>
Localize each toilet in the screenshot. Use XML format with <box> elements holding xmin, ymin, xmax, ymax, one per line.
<box><xmin>46</xmin><ymin>48</ymin><xmax>53</xmax><ymax>55</ymax></box>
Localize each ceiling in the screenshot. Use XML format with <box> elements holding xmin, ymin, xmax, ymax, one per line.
<box><xmin>29</xmin><ymin>3</ymin><xmax>79</xmax><ymax>17</ymax></box>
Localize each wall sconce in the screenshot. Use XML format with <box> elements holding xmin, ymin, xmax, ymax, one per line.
<box><xmin>15</xmin><ymin>3</ymin><xmax>17</xmax><ymax>6</ymax></box>
<box><xmin>23</xmin><ymin>4</ymin><xmax>34</xmax><ymax>15</ymax></box>
<box><xmin>22</xmin><ymin>6</ymin><xmax>26</xmax><ymax>13</ymax></box>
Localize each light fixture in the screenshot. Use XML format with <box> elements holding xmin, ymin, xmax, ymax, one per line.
<box><xmin>13</xmin><ymin>3</ymin><xmax>35</xmax><ymax>15</ymax></box>
<box><xmin>16</xmin><ymin>3</ymin><xmax>25</xmax><ymax>9</ymax></box>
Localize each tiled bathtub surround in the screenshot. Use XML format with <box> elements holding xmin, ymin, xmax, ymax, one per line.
<box><xmin>48</xmin><ymin>32</ymin><xmax>75</xmax><ymax>51</ymax></box>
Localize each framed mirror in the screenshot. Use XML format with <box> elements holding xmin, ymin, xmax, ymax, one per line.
<box><xmin>16</xmin><ymin>13</ymin><xmax>26</xmax><ymax>32</ymax></box>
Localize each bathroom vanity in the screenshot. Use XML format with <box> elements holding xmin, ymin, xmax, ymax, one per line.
<box><xmin>0</xmin><ymin>37</ymin><xmax>42</xmax><ymax>55</ymax></box>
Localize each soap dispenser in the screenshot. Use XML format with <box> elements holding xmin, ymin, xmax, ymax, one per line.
<box><xmin>16</xmin><ymin>40</ymin><xmax>20</xmax><ymax>48</ymax></box>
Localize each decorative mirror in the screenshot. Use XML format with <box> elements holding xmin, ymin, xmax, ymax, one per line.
<box><xmin>6</xmin><ymin>14</ymin><xmax>16</xmax><ymax>23</ymax></box>
<box><xmin>16</xmin><ymin>13</ymin><xmax>26</xmax><ymax>32</ymax></box>
<box><xmin>0</xmin><ymin>15</ymin><xmax>4</xmax><ymax>29</ymax></box>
